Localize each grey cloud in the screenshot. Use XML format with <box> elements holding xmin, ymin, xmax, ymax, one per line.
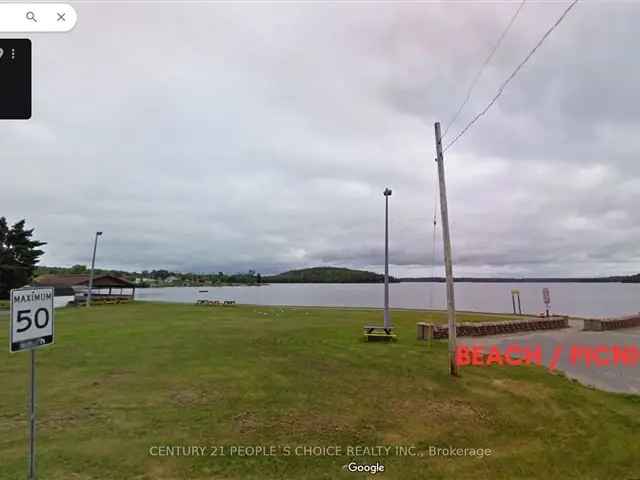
<box><xmin>2</xmin><ymin>2</ymin><xmax>639</xmax><ymax>277</ymax></box>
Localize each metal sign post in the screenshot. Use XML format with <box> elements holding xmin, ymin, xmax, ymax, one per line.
<box><xmin>29</xmin><ymin>349</ymin><xmax>36</xmax><ymax>479</ymax></box>
<box><xmin>511</xmin><ymin>289</ymin><xmax>522</xmax><ymax>315</ymax></box>
<box><xmin>9</xmin><ymin>286</ymin><xmax>55</xmax><ymax>480</ymax></box>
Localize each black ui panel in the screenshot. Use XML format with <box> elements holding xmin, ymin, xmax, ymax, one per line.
<box><xmin>0</xmin><ymin>39</ymin><xmax>31</xmax><ymax>119</ymax></box>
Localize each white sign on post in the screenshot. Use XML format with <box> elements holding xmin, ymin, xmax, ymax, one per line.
<box><xmin>10</xmin><ymin>287</ymin><xmax>55</xmax><ymax>353</ymax></box>
<box><xmin>542</xmin><ymin>287</ymin><xmax>551</xmax><ymax>306</ymax></box>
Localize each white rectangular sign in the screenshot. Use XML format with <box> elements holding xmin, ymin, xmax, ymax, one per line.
<box><xmin>542</xmin><ymin>287</ymin><xmax>551</xmax><ymax>306</ymax></box>
<box><xmin>10</xmin><ymin>287</ymin><xmax>54</xmax><ymax>353</ymax></box>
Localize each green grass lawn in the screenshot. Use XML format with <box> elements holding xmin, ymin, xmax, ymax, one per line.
<box><xmin>0</xmin><ymin>299</ymin><xmax>9</xmax><ymax>309</ymax></box>
<box><xmin>1</xmin><ymin>303</ymin><xmax>638</xmax><ymax>479</ymax></box>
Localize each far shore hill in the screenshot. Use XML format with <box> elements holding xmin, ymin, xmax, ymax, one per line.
<box><xmin>263</xmin><ymin>267</ymin><xmax>640</xmax><ymax>284</ymax></box>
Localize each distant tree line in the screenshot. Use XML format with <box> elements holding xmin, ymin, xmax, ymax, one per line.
<box><xmin>401</xmin><ymin>275</ymin><xmax>640</xmax><ymax>283</ymax></box>
<box><xmin>5</xmin><ymin>215</ymin><xmax>640</xmax><ymax>299</ymax></box>
<box><xmin>35</xmin><ymin>265</ymin><xmax>263</xmax><ymax>287</ymax></box>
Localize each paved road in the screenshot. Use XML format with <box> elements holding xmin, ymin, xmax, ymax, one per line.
<box><xmin>469</xmin><ymin>320</ymin><xmax>640</xmax><ymax>394</ymax></box>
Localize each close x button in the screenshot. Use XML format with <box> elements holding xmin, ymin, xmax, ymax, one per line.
<box><xmin>0</xmin><ymin>39</ymin><xmax>31</xmax><ymax>119</ymax></box>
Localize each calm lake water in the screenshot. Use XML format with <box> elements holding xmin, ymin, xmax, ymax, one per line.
<box><xmin>134</xmin><ymin>283</ymin><xmax>640</xmax><ymax>318</ymax></box>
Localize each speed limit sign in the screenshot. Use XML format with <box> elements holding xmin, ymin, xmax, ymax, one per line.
<box><xmin>9</xmin><ymin>287</ymin><xmax>54</xmax><ymax>353</ymax></box>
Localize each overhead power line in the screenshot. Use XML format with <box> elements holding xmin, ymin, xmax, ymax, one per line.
<box><xmin>443</xmin><ymin>0</ymin><xmax>527</xmax><ymax>138</ymax></box>
<box><xmin>444</xmin><ymin>0</ymin><xmax>579</xmax><ymax>153</ymax></box>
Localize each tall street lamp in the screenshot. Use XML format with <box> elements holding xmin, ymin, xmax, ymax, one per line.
<box><xmin>383</xmin><ymin>188</ymin><xmax>392</xmax><ymax>329</ymax></box>
<box><xmin>86</xmin><ymin>231</ymin><xmax>103</xmax><ymax>307</ymax></box>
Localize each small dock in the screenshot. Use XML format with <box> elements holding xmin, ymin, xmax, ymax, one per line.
<box><xmin>196</xmin><ymin>300</ymin><xmax>236</xmax><ymax>306</ymax></box>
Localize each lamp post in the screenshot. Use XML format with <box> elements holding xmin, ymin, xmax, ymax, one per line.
<box><xmin>86</xmin><ymin>231</ymin><xmax>103</xmax><ymax>307</ymax></box>
<box><xmin>383</xmin><ymin>188</ymin><xmax>392</xmax><ymax>329</ymax></box>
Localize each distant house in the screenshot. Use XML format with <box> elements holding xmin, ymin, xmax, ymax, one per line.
<box><xmin>33</xmin><ymin>274</ymin><xmax>137</xmax><ymax>299</ymax></box>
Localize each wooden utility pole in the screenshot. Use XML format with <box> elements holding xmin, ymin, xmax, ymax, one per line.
<box><xmin>434</xmin><ymin>122</ymin><xmax>459</xmax><ymax>376</ymax></box>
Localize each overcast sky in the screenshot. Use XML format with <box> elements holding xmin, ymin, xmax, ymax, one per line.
<box><xmin>3</xmin><ymin>1</ymin><xmax>640</xmax><ymax>277</ymax></box>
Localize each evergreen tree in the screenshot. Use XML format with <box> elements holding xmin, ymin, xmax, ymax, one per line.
<box><xmin>0</xmin><ymin>218</ymin><xmax>46</xmax><ymax>299</ymax></box>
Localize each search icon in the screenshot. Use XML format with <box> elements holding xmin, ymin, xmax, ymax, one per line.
<box><xmin>0</xmin><ymin>4</ymin><xmax>77</xmax><ymax>32</ymax></box>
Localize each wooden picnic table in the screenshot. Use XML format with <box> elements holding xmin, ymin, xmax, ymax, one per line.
<box><xmin>363</xmin><ymin>325</ymin><xmax>396</xmax><ymax>340</ymax></box>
